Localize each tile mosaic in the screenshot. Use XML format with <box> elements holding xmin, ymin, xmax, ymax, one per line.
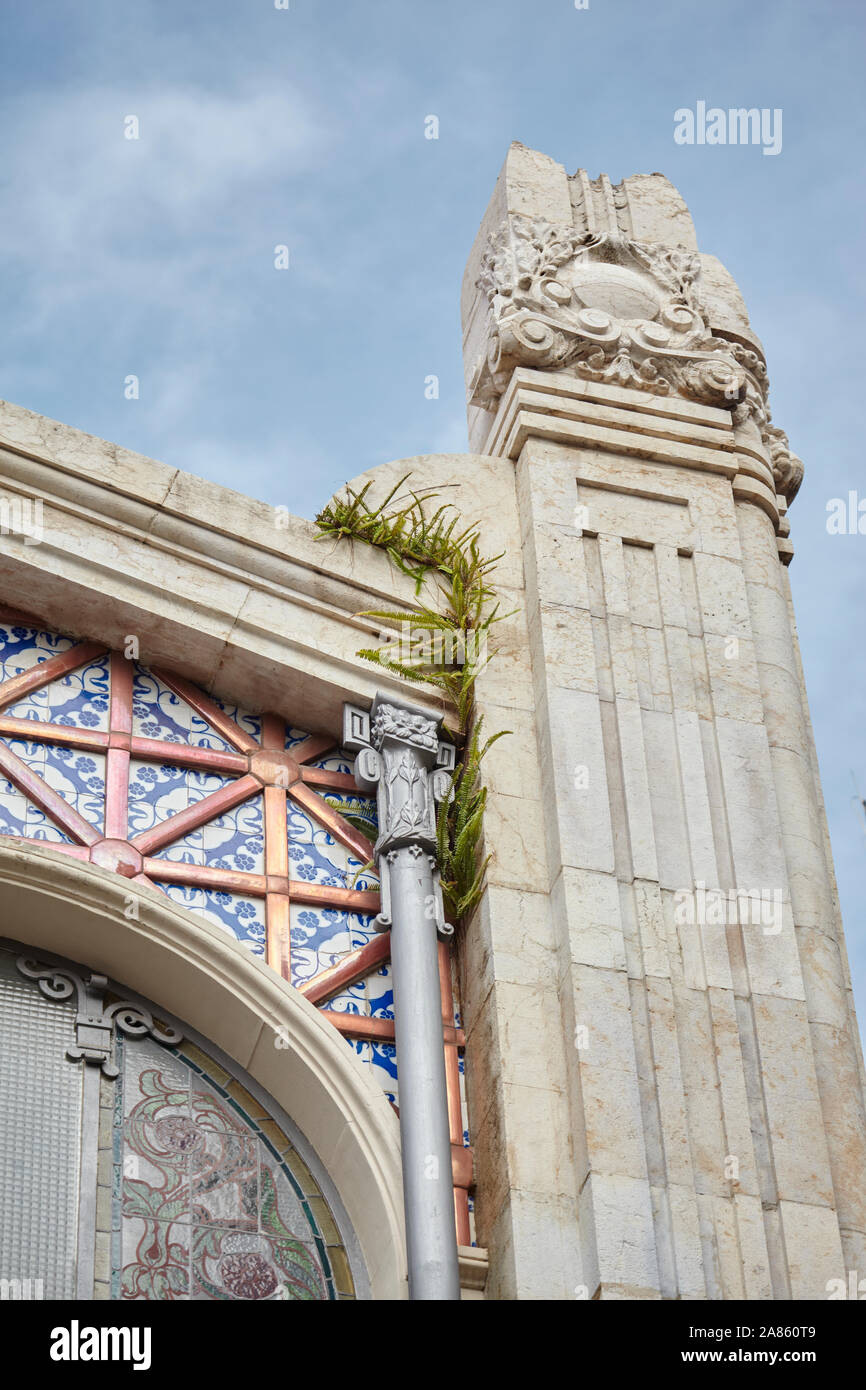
<box><xmin>153</xmin><ymin>883</ymin><xmax>267</xmax><ymax>955</ymax></box>
<box><xmin>369</xmin><ymin>1042</ymin><xmax>399</xmax><ymax>1103</ymax></box>
<box><xmin>289</xmin><ymin>903</ymin><xmax>378</xmax><ymax>988</ymax></box>
<box><xmin>3</xmin><ymin>654</ymin><xmax>110</xmax><ymax>729</ymax></box>
<box><xmin>0</xmin><ymin>621</ymin><xmax>417</xmax><ymax>1116</ymax></box>
<box><xmin>0</xmin><ymin>624</ymin><xmax>75</xmax><ymax>684</ymax></box>
<box><xmin>208</xmin><ymin>695</ymin><xmax>262</xmax><ymax>744</ymax></box>
<box><xmin>127</xmin><ymin>762</ymin><xmax>235</xmax><ymax>839</ymax></box>
<box><xmin>132</xmin><ymin>666</ymin><xmax>237</xmax><ymax>750</ymax></box>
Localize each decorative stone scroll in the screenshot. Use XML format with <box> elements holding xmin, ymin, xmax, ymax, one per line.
<box><xmin>471</xmin><ymin>214</ymin><xmax>804</xmax><ymax>501</ymax></box>
<box><xmin>16</xmin><ymin>957</ymin><xmax>181</xmax><ymax>1077</ymax></box>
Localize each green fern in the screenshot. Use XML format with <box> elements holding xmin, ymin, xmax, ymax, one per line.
<box><xmin>315</xmin><ymin>475</ymin><xmax>512</xmax><ymax>922</ymax></box>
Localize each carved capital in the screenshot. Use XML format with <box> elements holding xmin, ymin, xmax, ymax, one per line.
<box><xmin>343</xmin><ymin>695</ymin><xmax>455</xmax><ymax>859</ymax></box>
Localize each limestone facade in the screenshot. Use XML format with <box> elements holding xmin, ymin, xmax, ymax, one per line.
<box><xmin>0</xmin><ymin>142</ymin><xmax>861</xmax><ymax>1300</ymax></box>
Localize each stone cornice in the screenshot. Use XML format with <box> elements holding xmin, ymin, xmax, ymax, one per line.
<box><xmin>0</xmin><ymin>399</ymin><xmax>454</xmax><ymax>733</ymax></box>
<box><xmin>483</xmin><ymin>367</ymin><xmax>793</xmax><ymax>561</ymax></box>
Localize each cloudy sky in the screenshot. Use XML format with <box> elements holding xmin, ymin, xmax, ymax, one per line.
<box><xmin>1</xmin><ymin>0</ymin><xmax>865</xmax><ymax>1029</ymax></box>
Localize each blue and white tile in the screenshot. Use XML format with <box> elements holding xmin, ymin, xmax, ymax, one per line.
<box><xmin>366</xmin><ymin>962</ymin><xmax>395</xmax><ymax>1022</ymax></box>
<box><xmin>40</xmin><ymin>746</ymin><xmax>106</xmax><ymax>831</ymax></box>
<box><xmin>127</xmin><ymin>762</ymin><xmax>234</xmax><ymax>839</ymax></box>
<box><xmin>208</xmin><ymin>695</ymin><xmax>262</xmax><ymax>745</ymax></box>
<box><xmin>289</xmin><ymin>904</ymin><xmax>378</xmax><ymax>989</ymax></box>
<box><xmin>3</xmin><ymin>654</ymin><xmax>110</xmax><ymax>730</ymax></box>
<box><xmin>153</xmin><ymin>881</ymin><xmax>267</xmax><ymax>955</ymax></box>
<box><xmin>127</xmin><ymin>761</ymin><xmax>188</xmax><ymax>836</ymax></box>
<box><xmin>200</xmin><ymin>794</ymin><xmax>264</xmax><ymax>873</ymax></box>
<box><xmin>0</xmin><ymin>625</ymin><xmax>75</xmax><ymax>685</ymax></box>
<box><xmin>287</xmin><ymin>801</ymin><xmax>375</xmax><ymax>890</ymax></box>
<box><xmin>132</xmin><ymin>666</ymin><xmax>236</xmax><ymax>750</ymax></box>
<box><xmin>324</xmin><ymin>982</ymin><xmax>370</xmax><ymax>1018</ymax></box>
<box><xmin>0</xmin><ymin>775</ymin><xmax>34</xmax><ymax>838</ymax></box>
<box><xmin>368</xmin><ymin>1042</ymin><xmax>398</xmax><ymax>1102</ymax></box>
<box><xmin>2</xmin><ymin>739</ymin><xmax>105</xmax><ymax>833</ymax></box>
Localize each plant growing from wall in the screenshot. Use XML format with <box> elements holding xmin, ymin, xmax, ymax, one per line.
<box><xmin>315</xmin><ymin>474</ymin><xmax>511</xmax><ymax>921</ymax></box>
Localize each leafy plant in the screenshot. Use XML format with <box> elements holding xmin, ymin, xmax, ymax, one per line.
<box><xmin>315</xmin><ymin>475</ymin><xmax>512</xmax><ymax>921</ymax></box>
<box><xmin>435</xmin><ymin>718</ymin><xmax>508</xmax><ymax>921</ymax></box>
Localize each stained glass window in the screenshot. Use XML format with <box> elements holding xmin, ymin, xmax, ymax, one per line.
<box><xmin>105</xmin><ymin>1035</ymin><xmax>355</xmax><ymax>1300</ymax></box>
<box><xmin>0</xmin><ymin>942</ymin><xmax>361</xmax><ymax>1300</ymax></box>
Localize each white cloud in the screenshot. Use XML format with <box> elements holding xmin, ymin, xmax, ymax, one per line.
<box><xmin>0</xmin><ymin>81</ymin><xmax>327</xmax><ymax>310</ymax></box>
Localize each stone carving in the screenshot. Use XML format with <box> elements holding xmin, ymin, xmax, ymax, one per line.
<box><xmin>473</xmin><ymin>214</ymin><xmax>753</xmax><ymax>413</ymax></box>
<box><xmin>344</xmin><ymin>696</ymin><xmax>456</xmax><ymax>939</ymax></box>
<box><xmin>764</xmin><ymin>424</ymin><xmax>804</xmax><ymax>502</ymax></box>
<box><xmin>370</xmin><ymin>702</ymin><xmax>439</xmax><ymax>753</ymax></box>
<box><xmin>472</xmin><ymin>212</ymin><xmax>805</xmax><ymax>499</ymax></box>
<box><xmin>16</xmin><ymin>957</ymin><xmax>181</xmax><ymax>1077</ymax></box>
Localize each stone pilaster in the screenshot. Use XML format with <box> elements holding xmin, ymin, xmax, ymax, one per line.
<box><xmin>459</xmin><ymin>143</ymin><xmax>864</xmax><ymax>1300</ymax></box>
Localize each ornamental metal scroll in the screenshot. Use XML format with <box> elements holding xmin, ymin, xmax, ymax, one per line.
<box><xmin>16</xmin><ymin>956</ymin><xmax>181</xmax><ymax>1078</ymax></box>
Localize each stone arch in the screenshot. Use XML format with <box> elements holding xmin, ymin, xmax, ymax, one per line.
<box><xmin>0</xmin><ymin>839</ymin><xmax>407</xmax><ymax>1300</ymax></box>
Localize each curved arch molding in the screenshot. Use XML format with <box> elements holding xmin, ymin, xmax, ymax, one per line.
<box><xmin>0</xmin><ymin>838</ymin><xmax>407</xmax><ymax>1300</ymax></box>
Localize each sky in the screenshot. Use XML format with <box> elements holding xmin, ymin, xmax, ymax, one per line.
<box><xmin>0</xmin><ymin>0</ymin><xmax>864</xmax><ymax>1031</ymax></box>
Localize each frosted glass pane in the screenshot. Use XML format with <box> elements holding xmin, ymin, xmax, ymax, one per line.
<box><xmin>0</xmin><ymin>947</ymin><xmax>82</xmax><ymax>1298</ymax></box>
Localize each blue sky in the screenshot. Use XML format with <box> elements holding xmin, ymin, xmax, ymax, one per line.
<box><xmin>1</xmin><ymin>0</ymin><xmax>865</xmax><ymax>1030</ymax></box>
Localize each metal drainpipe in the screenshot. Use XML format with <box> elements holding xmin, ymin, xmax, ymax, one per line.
<box><xmin>344</xmin><ymin>693</ymin><xmax>461</xmax><ymax>1301</ymax></box>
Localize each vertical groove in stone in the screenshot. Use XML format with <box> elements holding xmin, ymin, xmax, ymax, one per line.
<box><xmin>737</xmin><ymin>502</ymin><xmax>866</xmax><ymax>1274</ymax></box>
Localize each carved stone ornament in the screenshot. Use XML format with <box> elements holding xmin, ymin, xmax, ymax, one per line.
<box><xmin>472</xmin><ymin>214</ymin><xmax>803</xmax><ymax>501</ymax></box>
<box><xmin>764</xmin><ymin>424</ymin><xmax>805</xmax><ymax>502</ymax></box>
<box><xmin>370</xmin><ymin>702</ymin><xmax>439</xmax><ymax>753</ymax></box>
<box><xmin>16</xmin><ymin>956</ymin><xmax>182</xmax><ymax>1078</ymax></box>
<box><xmin>343</xmin><ymin>696</ymin><xmax>456</xmax><ymax>940</ymax></box>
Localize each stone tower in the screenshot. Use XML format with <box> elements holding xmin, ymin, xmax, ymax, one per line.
<box><xmin>452</xmin><ymin>143</ymin><xmax>866</xmax><ymax>1299</ymax></box>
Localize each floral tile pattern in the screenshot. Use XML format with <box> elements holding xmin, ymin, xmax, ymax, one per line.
<box><xmin>290</xmin><ymin>903</ymin><xmax>378</xmax><ymax>988</ymax></box>
<box><xmin>151</xmin><ymin>793</ymin><xmax>264</xmax><ymax>873</ymax></box>
<box><xmin>0</xmin><ymin>623</ymin><xmax>75</xmax><ymax>679</ymax></box>
<box><xmin>0</xmin><ymin>774</ymin><xmax>74</xmax><ymax>842</ymax></box>
<box><xmin>0</xmin><ymin>616</ymin><xmax>472</xmax><ymax>1184</ymax></box>
<box><xmin>131</xmin><ymin>666</ymin><xmax>256</xmax><ymax>750</ymax></box>
<box><xmin>4</xmin><ymin>739</ymin><xmax>106</xmax><ymax>833</ymax></box>
<box><xmin>209</xmin><ymin>695</ymin><xmax>262</xmax><ymax>744</ymax></box>
<box><xmin>127</xmin><ymin>762</ymin><xmax>238</xmax><ymax>840</ymax></box>
<box><xmin>287</xmin><ymin>801</ymin><xmax>376</xmax><ymax>890</ymax></box>
<box><xmin>153</xmin><ymin>883</ymin><xmax>267</xmax><ymax>956</ymax></box>
<box><xmin>3</xmin><ymin>654</ymin><xmax>110</xmax><ymax>729</ymax></box>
